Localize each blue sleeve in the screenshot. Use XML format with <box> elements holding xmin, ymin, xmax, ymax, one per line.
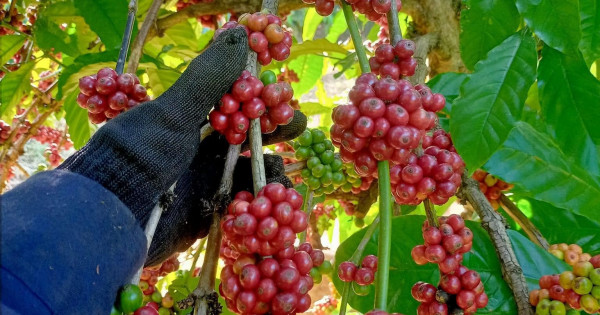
<box><xmin>1</xmin><ymin>170</ymin><xmax>147</xmax><ymax>314</ymax></box>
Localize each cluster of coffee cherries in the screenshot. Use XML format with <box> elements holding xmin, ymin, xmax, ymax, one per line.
<box><xmin>471</xmin><ymin>170</ymin><xmax>513</xmax><ymax>209</ymax></box>
<box><xmin>44</xmin><ymin>143</ymin><xmax>61</xmax><ymax>167</ymax></box>
<box><xmin>369</xmin><ymin>40</ymin><xmax>417</xmax><ymax>79</ymax></box>
<box><xmin>348</xmin><ymin>0</ymin><xmax>401</xmax><ymax>21</ymax></box>
<box><xmin>209</xmin><ymin>70</ymin><xmax>295</xmax><ymax>145</ymax></box>
<box><xmin>338</xmin><ymin>255</ymin><xmax>379</xmax><ymax>296</ymax></box>
<box><xmin>549</xmin><ymin>244</ymin><xmax>594</xmax><ymax>267</ymax></box>
<box><xmin>139</xmin><ymin>254</ymin><xmax>180</xmax><ymax>296</ymax></box>
<box><xmin>175</xmin><ymin>0</ymin><xmax>223</xmax><ymax>29</ymax></box>
<box><xmin>294</xmin><ymin>129</ymin><xmax>348</xmax><ymax>196</ymax></box>
<box><xmin>0</xmin><ymin>120</ymin><xmax>24</xmax><ymax>144</ymax></box>
<box><xmin>312</xmin><ymin>295</ymin><xmax>338</xmax><ymax>315</ymax></box>
<box><xmin>33</xmin><ymin>126</ymin><xmax>73</xmax><ymax>150</ymax></box>
<box><xmin>78</xmin><ymin>68</ymin><xmax>148</xmax><ymax>124</ymax></box>
<box><xmin>338</xmin><ymin>162</ymin><xmax>375</xmax><ymax>195</ymax></box>
<box><xmin>217</xmin><ymin>12</ymin><xmax>292</xmax><ymax>66</ymax></box>
<box><xmin>411</xmin><ymin>215</ymin><xmax>488</xmax><ymax>314</ymax></box>
<box><xmin>331</xmin><ymin>71</ymin><xmax>446</xmax><ymax>180</ymax></box>
<box><xmin>0</xmin><ymin>4</ymin><xmax>34</xmax><ymax>35</ymax></box>
<box><xmin>529</xmin><ymin>255</ymin><xmax>600</xmax><ymax>315</ymax></box>
<box><xmin>391</xmin><ymin>129</ymin><xmax>465</xmax><ymax>206</ymax></box>
<box><xmin>365</xmin><ymin>310</ymin><xmax>405</xmax><ymax>315</ymax></box>
<box><xmin>221</xmin><ymin>184</ymin><xmax>307</xmax><ymax>258</ymax></box>
<box><xmin>219</xmin><ymin>242</ymin><xmax>325</xmax><ymax>314</ymax></box>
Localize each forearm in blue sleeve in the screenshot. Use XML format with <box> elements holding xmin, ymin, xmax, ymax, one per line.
<box><xmin>1</xmin><ymin>170</ymin><xmax>147</xmax><ymax>314</ymax></box>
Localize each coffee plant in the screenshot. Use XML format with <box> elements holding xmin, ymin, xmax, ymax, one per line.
<box><xmin>1</xmin><ymin>0</ymin><xmax>599</xmax><ymax>314</ymax></box>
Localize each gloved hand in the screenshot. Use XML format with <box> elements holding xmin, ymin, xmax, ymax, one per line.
<box><xmin>57</xmin><ymin>26</ymin><xmax>308</xmax><ymax>266</ymax></box>
<box><xmin>58</xmin><ymin>28</ymin><xmax>249</xmax><ymax>224</ymax></box>
<box><xmin>145</xmin><ymin>111</ymin><xmax>306</xmax><ymax>266</ymax></box>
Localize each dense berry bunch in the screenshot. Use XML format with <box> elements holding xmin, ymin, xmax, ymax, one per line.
<box><xmin>294</xmin><ymin>129</ymin><xmax>347</xmax><ymax>196</ymax></box>
<box><xmin>218</xmin><ymin>12</ymin><xmax>292</xmax><ymax>66</ymax></box>
<box><xmin>338</xmin><ymin>255</ymin><xmax>379</xmax><ymax>296</ymax></box>
<box><xmin>369</xmin><ymin>40</ymin><xmax>417</xmax><ymax>79</ymax></box>
<box><xmin>364</xmin><ymin>310</ymin><xmax>405</xmax><ymax>315</ymax></box>
<box><xmin>331</xmin><ymin>73</ymin><xmax>445</xmax><ymax>180</ymax></box>
<box><xmin>410</xmin><ymin>215</ymin><xmax>488</xmax><ymax>314</ymax></box>
<box><xmin>220</xmin><ymin>183</ymin><xmax>307</xmax><ymax>257</ymax></box>
<box><xmin>78</xmin><ymin>68</ymin><xmax>148</xmax><ymax>124</ymax></box>
<box><xmin>529</xmin><ymin>256</ymin><xmax>600</xmax><ymax>315</ymax></box>
<box><xmin>37</xmin><ymin>70</ymin><xmax>56</xmax><ymax>92</ymax></box>
<box><xmin>175</xmin><ymin>0</ymin><xmax>222</xmax><ymax>29</ymax></box>
<box><xmin>219</xmin><ymin>242</ymin><xmax>325</xmax><ymax>314</ymax></box>
<box><xmin>210</xmin><ymin>71</ymin><xmax>295</xmax><ymax>145</ymax></box>
<box><xmin>32</xmin><ymin>126</ymin><xmax>73</xmax><ymax>150</ymax></box>
<box><xmin>139</xmin><ymin>255</ymin><xmax>180</xmax><ymax>295</ymax></box>
<box><xmin>471</xmin><ymin>170</ymin><xmax>513</xmax><ymax>209</ymax></box>
<box><xmin>312</xmin><ymin>295</ymin><xmax>338</xmax><ymax>315</ymax></box>
<box><xmin>391</xmin><ymin>130</ymin><xmax>465</xmax><ymax>205</ymax></box>
<box><xmin>44</xmin><ymin>143</ymin><xmax>61</xmax><ymax>167</ymax></box>
<box><xmin>0</xmin><ymin>120</ymin><xmax>17</xmax><ymax>144</ymax></box>
<box><xmin>549</xmin><ymin>244</ymin><xmax>593</xmax><ymax>267</ymax></box>
<box><xmin>349</xmin><ymin>0</ymin><xmax>402</xmax><ymax>21</ymax></box>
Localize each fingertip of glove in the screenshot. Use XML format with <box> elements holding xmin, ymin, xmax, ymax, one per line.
<box><xmin>215</xmin><ymin>27</ymin><xmax>249</xmax><ymax>48</ymax></box>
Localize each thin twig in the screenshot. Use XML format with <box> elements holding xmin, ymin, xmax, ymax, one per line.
<box><xmin>340</xmin><ymin>215</ymin><xmax>381</xmax><ymax>315</ymax></box>
<box><xmin>14</xmin><ymin>161</ymin><xmax>29</xmax><ymax>177</ymax></box>
<box><xmin>458</xmin><ymin>175</ymin><xmax>533</xmax><ymax>315</ymax></box>
<box><xmin>284</xmin><ymin>160</ymin><xmax>306</xmax><ymax>176</ymax></box>
<box><xmin>499</xmin><ymin>194</ymin><xmax>549</xmax><ymax>250</ymax></box>
<box><xmin>386</xmin><ymin>0</ymin><xmax>402</xmax><ymax>45</ymax></box>
<box><xmin>189</xmin><ymin>238</ymin><xmax>207</xmax><ymax>274</ymax></box>
<box><xmin>409</xmin><ymin>33</ymin><xmax>439</xmax><ymax>85</ymax></box>
<box><xmin>130</xmin><ymin>183</ymin><xmax>176</xmax><ymax>284</ymax></box>
<box><xmin>424</xmin><ymin>198</ymin><xmax>438</xmax><ymax>228</ymax></box>
<box><xmin>299</xmin><ymin>190</ymin><xmax>314</xmax><ymax>243</ymax></box>
<box><xmin>127</xmin><ymin>0</ymin><xmax>163</xmax><ymax>74</ymax></box>
<box><xmin>200</xmin><ymin>124</ymin><xmax>214</xmax><ymax>142</ymax></box>
<box><xmin>116</xmin><ymin>0</ymin><xmax>138</xmax><ymax>75</ymax></box>
<box><xmin>182</xmin><ymin>144</ymin><xmax>241</xmax><ymax>314</ymax></box>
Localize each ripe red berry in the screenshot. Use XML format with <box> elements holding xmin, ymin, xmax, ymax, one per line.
<box><xmin>117</xmin><ymin>73</ymin><xmax>135</xmax><ymax>94</ymax></box>
<box><xmin>242</xmin><ymin>97</ymin><xmax>266</xmax><ymax>119</ymax></box>
<box><xmin>354</xmin><ymin>267</ymin><xmax>375</xmax><ymax>286</ymax></box>
<box><xmin>240</xmin><ymin>264</ymin><xmax>261</xmax><ymax>289</ymax></box>
<box><xmin>393</xmin><ymin>39</ymin><xmax>415</xmax><ymax>59</ymax></box>
<box><xmin>249</xmin><ymin>32</ymin><xmax>269</xmax><ymax>53</ymax></box>
<box><xmin>256</xmin><ymin>217</ymin><xmax>279</xmax><ymax>241</ymax></box>
<box><xmin>96</xmin><ymin>77</ymin><xmax>117</xmax><ymax>95</ymax></box>
<box><xmin>78</xmin><ymin>76</ymin><xmax>97</xmax><ymax>96</ymax></box>
<box><xmin>439</xmin><ymin>274</ymin><xmax>461</xmax><ymax>295</ymax></box>
<box><xmin>456</xmin><ymin>290</ymin><xmax>476</xmax><ymax>309</ymax></box>
<box><xmin>338</xmin><ymin>261</ymin><xmax>357</xmax><ymax>282</ymax></box>
<box><xmin>425</xmin><ymin>244</ymin><xmax>446</xmax><ymax>263</ymax></box>
<box><xmin>230</xmin><ymin>112</ymin><xmax>250</xmax><ymax>134</ymax></box>
<box><xmin>442</xmin><ymin>234</ymin><xmax>464</xmax><ymax>254</ymax></box>
<box><xmin>276</xmin><ymin>267</ymin><xmax>300</xmax><ymax>290</ymax></box>
<box><xmin>423</xmin><ymin>227</ymin><xmax>442</xmax><ymax>245</ymax></box>
<box><xmin>460</xmin><ymin>270</ymin><xmax>481</xmax><ymax>290</ymax></box>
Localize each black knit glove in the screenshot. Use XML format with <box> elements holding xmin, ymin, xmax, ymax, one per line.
<box><xmin>145</xmin><ymin>110</ymin><xmax>307</xmax><ymax>266</ymax></box>
<box><xmin>58</xmin><ymin>28</ymin><xmax>249</xmax><ymax>226</ymax></box>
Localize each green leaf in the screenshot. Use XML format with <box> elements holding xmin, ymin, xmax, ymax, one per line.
<box><xmin>579</xmin><ymin>0</ymin><xmax>600</xmax><ymax>65</ymax></box>
<box><xmin>333</xmin><ymin>216</ymin><xmax>517</xmax><ymax>314</ymax></box>
<box><xmin>426</xmin><ymin>72</ymin><xmax>469</xmax><ymax>113</ymax></box>
<box><xmin>74</xmin><ymin>0</ymin><xmax>137</xmax><ymax>50</ymax></box>
<box><xmin>0</xmin><ymin>62</ymin><xmax>34</xmax><ymax>116</ymax></box>
<box><xmin>325</xmin><ymin>10</ymin><xmax>347</xmax><ymax>42</ymax></box>
<box><xmin>288</xmin><ymin>39</ymin><xmax>349</xmax><ymax>62</ymax></box>
<box><xmin>144</xmin><ymin>65</ymin><xmax>181</xmax><ymax>95</ymax></box>
<box><xmin>33</xmin><ymin>1</ymin><xmax>98</xmax><ymax>58</ymax></box>
<box><xmin>299</xmin><ymin>102</ymin><xmax>331</xmax><ymax>116</ymax></box>
<box><xmin>450</xmin><ymin>33</ymin><xmax>537</xmax><ymax>171</ymax></box>
<box><xmin>143</xmin><ymin>20</ymin><xmax>202</xmax><ymax>61</ymax></box>
<box><xmin>508</xmin><ymin>230</ymin><xmax>570</xmax><ymax>290</ymax></box>
<box><xmin>302</xmin><ymin>8</ymin><xmax>324</xmax><ymax>41</ymax></box>
<box><xmin>484</xmin><ymin>121</ymin><xmax>600</xmax><ymax>221</ymax></box>
<box><xmin>520</xmin><ymin>198</ymin><xmax>600</xmax><ymax>255</ymax></box>
<box><xmin>538</xmin><ymin>45</ymin><xmax>600</xmax><ymax>176</ymax></box>
<box><xmin>0</xmin><ymin>35</ymin><xmax>26</xmax><ymax>66</ymax></box>
<box><xmin>516</xmin><ymin>0</ymin><xmax>581</xmax><ymax>54</ymax></box>
<box><xmin>460</xmin><ymin>0</ymin><xmax>520</xmax><ymax>70</ymax></box>
<box><xmin>288</xmin><ymin>54</ymin><xmax>324</xmax><ymax>96</ymax></box>
<box><xmin>63</xmin><ymin>92</ymin><xmax>92</xmax><ymax>149</ymax></box>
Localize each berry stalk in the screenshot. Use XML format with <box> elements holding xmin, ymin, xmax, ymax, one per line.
<box><xmin>375</xmin><ymin>161</ymin><xmax>391</xmax><ymax>310</ymax></box>
<box><xmin>499</xmin><ymin>193</ymin><xmax>549</xmax><ymax>250</ymax></box>
<box><xmin>116</xmin><ymin>0</ymin><xmax>137</xmax><ymax>75</ymax></box>
<box><xmin>341</xmin><ymin>0</ymin><xmax>370</xmax><ymax>74</ymax></box>
<box><xmin>340</xmin><ymin>215</ymin><xmax>381</xmax><ymax>315</ymax></box>
<box><xmin>341</xmin><ymin>1</ymin><xmax>394</xmax><ymax>311</ymax></box>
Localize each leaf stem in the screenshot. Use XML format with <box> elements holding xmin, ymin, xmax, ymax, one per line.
<box><xmin>116</xmin><ymin>0</ymin><xmax>138</xmax><ymax>75</ymax></box>
<box><xmin>340</xmin><ymin>0</ymin><xmax>370</xmax><ymax>74</ymax></box>
<box><xmin>189</xmin><ymin>238</ymin><xmax>207</xmax><ymax>274</ymax></box>
<box><xmin>499</xmin><ymin>194</ymin><xmax>549</xmax><ymax>250</ymax></box>
<box><xmin>375</xmin><ymin>161</ymin><xmax>391</xmax><ymax>310</ymax></box>
<box><xmin>127</xmin><ymin>0</ymin><xmax>163</xmax><ymax>74</ymax></box>
<box><xmin>340</xmin><ymin>215</ymin><xmax>381</xmax><ymax>315</ymax></box>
